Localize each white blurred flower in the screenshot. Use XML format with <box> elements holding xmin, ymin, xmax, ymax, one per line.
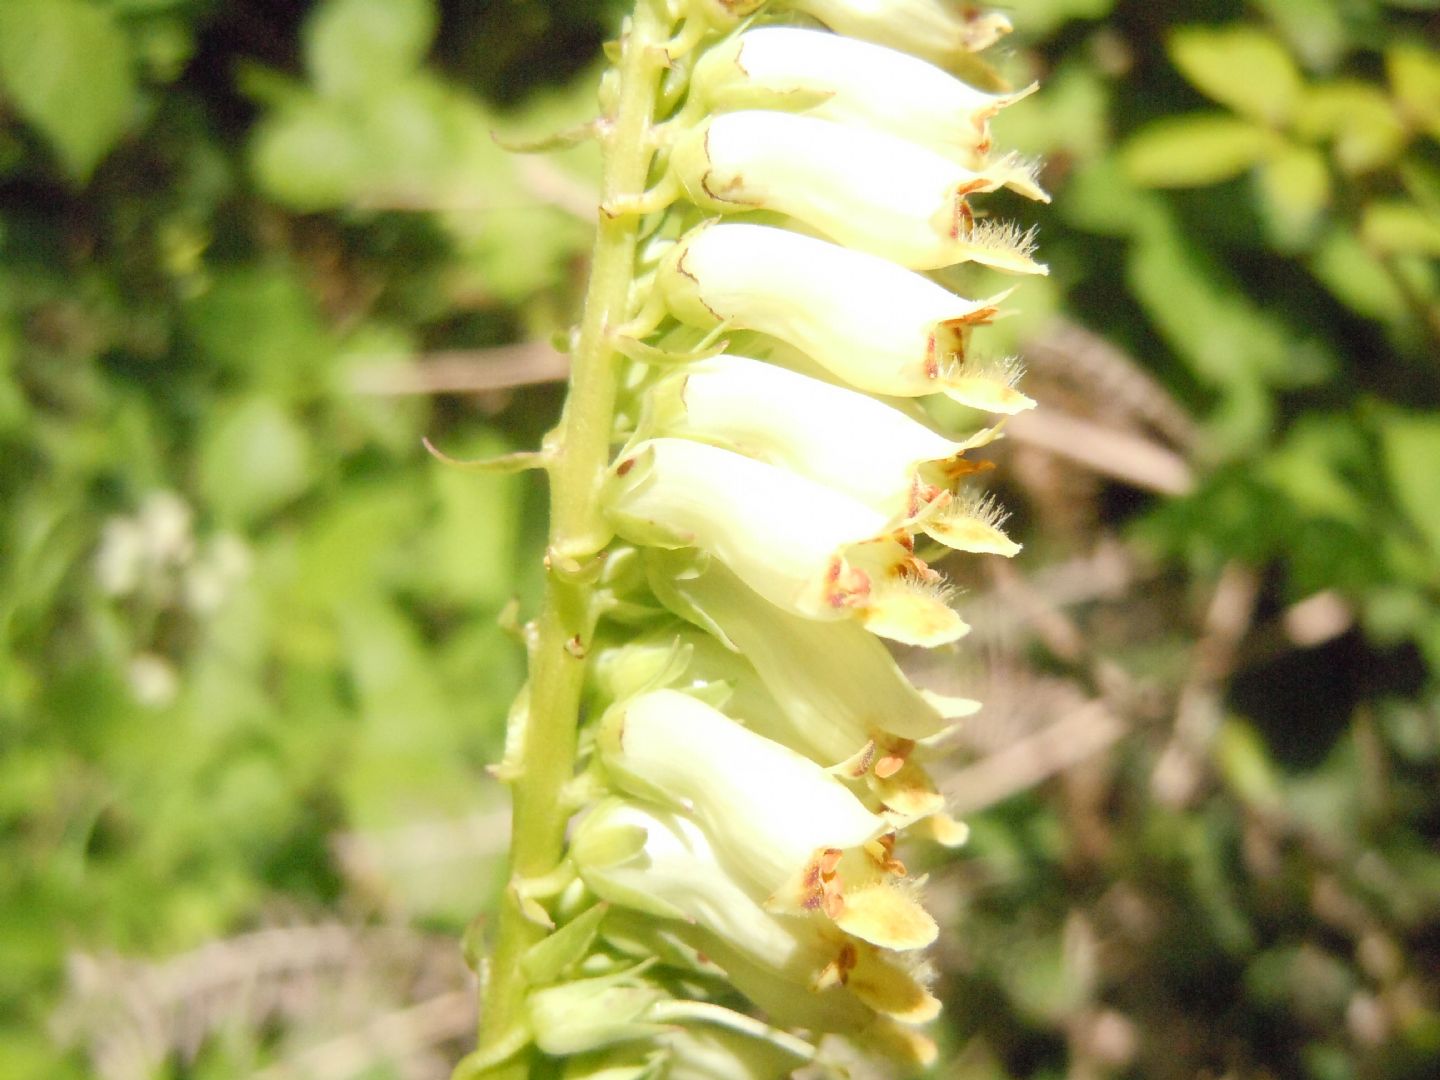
<box><xmin>136</xmin><ymin>491</ymin><xmax>195</xmax><ymax>567</ymax></box>
<box><xmin>95</xmin><ymin>518</ymin><xmax>146</xmax><ymax>597</ymax></box>
<box><xmin>127</xmin><ymin>653</ymin><xmax>179</xmax><ymax>709</ymax></box>
<box><xmin>183</xmin><ymin>533</ymin><xmax>252</xmax><ymax>614</ymax></box>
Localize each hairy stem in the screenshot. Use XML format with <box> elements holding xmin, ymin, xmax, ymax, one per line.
<box><xmin>473</xmin><ymin>2</ymin><xmax>672</xmax><ymax>1075</ymax></box>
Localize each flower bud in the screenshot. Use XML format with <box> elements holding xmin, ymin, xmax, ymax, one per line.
<box><xmin>657</xmin><ymin>223</ymin><xmax>1032</xmax><ymax>413</ymax></box>
<box><xmin>608</xmin><ymin>438</ymin><xmax>968</xmax><ymax>646</ymax></box>
<box><xmin>670</xmin><ymin>111</ymin><xmax>1046</xmax><ymax>272</ymax></box>
<box><xmin>528</xmin><ymin>969</ymin><xmax>668</xmax><ymax>1056</ymax></box>
<box><xmin>690</xmin><ymin>26</ymin><xmax>1035</xmax><ymax>167</ymax></box>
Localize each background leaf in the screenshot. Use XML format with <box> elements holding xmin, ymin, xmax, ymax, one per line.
<box><xmin>1121</xmin><ymin>114</ymin><xmax>1274</xmax><ymax>188</ymax></box>
<box><xmin>1169</xmin><ymin>26</ymin><xmax>1304</xmax><ymax>126</ymax></box>
<box><xmin>0</xmin><ymin>0</ymin><xmax>136</xmax><ymax>180</ymax></box>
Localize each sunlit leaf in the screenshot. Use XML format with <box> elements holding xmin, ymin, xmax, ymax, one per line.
<box><xmin>1361</xmin><ymin>200</ymin><xmax>1440</xmax><ymax>258</ymax></box>
<box><xmin>0</xmin><ymin>0</ymin><xmax>136</xmax><ymax>180</ymax></box>
<box><xmin>1307</xmin><ymin>227</ymin><xmax>1409</xmax><ymax>322</ymax></box>
<box><xmin>1377</xmin><ymin>410</ymin><xmax>1440</xmax><ymax>562</ymax></box>
<box><xmin>306</xmin><ymin>0</ymin><xmax>437</xmax><ymax>99</ymax></box>
<box><xmin>1121</xmin><ymin>114</ymin><xmax>1274</xmax><ymax>188</ymax></box>
<box><xmin>1255</xmin><ymin>143</ymin><xmax>1331</xmax><ymax>249</ymax></box>
<box><xmin>1169</xmin><ymin>26</ymin><xmax>1303</xmax><ymax>126</ymax></box>
<box><xmin>1388</xmin><ymin>42</ymin><xmax>1440</xmax><ymax>132</ymax></box>
<box><xmin>1294</xmin><ymin>81</ymin><xmax>1409</xmax><ymax>174</ymax></box>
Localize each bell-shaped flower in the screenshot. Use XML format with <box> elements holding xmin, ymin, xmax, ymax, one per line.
<box><xmin>789</xmin><ymin>0</ymin><xmax>1014</xmax><ymax>67</ymax></box>
<box><xmin>573</xmin><ymin>799</ymin><xmax>941</xmax><ymax>1021</ymax></box>
<box><xmin>690</xmin><ymin>26</ymin><xmax>1035</xmax><ymax>168</ymax></box>
<box><xmin>653</xmin><ymin>354</ymin><xmax>1019</xmax><ymax>556</ymax></box>
<box><xmin>588</xmin><ymin>913</ymin><xmax>939</xmax><ymax>1069</ymax></box>
<box><xmin>648</xmin><ymin>554</ymin><xmax>976</xmax><ymax>761</ymax></box>
<box><xmin>670</xmin><ymin>111</ymin><xmax>1047</xmax><ymax>272</ymax></box>
<box><xmin>598</xmin><ymin>690</ymin><xmax>937</xmax><ymax>950</ymax></box>
<box><xmin>657</xmin><ymin>223</ymin><xmax>1032</xmax><ymax>413</ymax></box>
<box><xmin>607</xmin><ymin>437</ymin><xmax>968</xmax><ymax>646</ymax></box>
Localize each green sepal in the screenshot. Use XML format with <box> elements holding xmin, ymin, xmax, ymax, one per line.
<box><xmin>492</xmin><ymin>119</ymin><xmax>599</xmax><ymax>154</ymax></box>
<box><xmin>523</xmin><ymin>902</ymin><xmax>612</xmax><ymax>985</ymax></box>
<box><xmin>422</xmin><ymin>436</ymin><xmax>549</xmax><ymax>473</ymax></box>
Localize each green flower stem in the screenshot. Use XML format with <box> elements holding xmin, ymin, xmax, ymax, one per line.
<box><xmin>474</xmin><ymin>1</ymin><xmax>672</xmax><ymax>1074</ymax></box>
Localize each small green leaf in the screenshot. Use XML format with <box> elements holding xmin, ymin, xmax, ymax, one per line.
<box><xmin>0</xmin><ymin>0</ymin><xmax>137</xmax><ymax>180</ymax></box>
<box><xmin>1362</xmin><ymin>200</ymin><xmax>1440</xmax><ymax>258</ymax></box>
<box><xmin>1387</xmin><ymin>42</ymin><xmax>1440</xmax><ymax>132</ymax></box>
<box><xmin>1169</xmin><ymin>26</ymin><xmax>1303</xmax><ymax>126</ymax></box>
<box><xmin>1256</xmin><ymin>143</ymin><xmax>1331</xmax><ymax>248</ymax></box>
<box><xmin>306</xmin><ymin>0</ymin><xmax>436</xmax><ymax>99</ymax></box>
<box><xmin>1378</xmin><ymin>410</ymin><xmax>1440</xmax><ymax>561</ymax></box>
<box><xmin>522</xmin><ymin>903</ymin><xmax>610</xmax><ymax>985</ymax></box>
<box><xmin>1295</xmin><ymin>81</ymin><xmax>1409</xmax><ymax>174</ymax></box>
<box><xmin>1307</xmin><ymin>227</ymin><xmax>1409</xmax><ymax>322</ymax></box>
<box><xmin>1121</xmin><ymin>114</ymin><xmax>1273</xmax><ymax>188</ymax></box>
<box><xmin>198</xmin><ymin>398</ymin><xmax>313</xmax><ymax>525</ymax></box>
<box><xmin>1215</xmin><ymin>719</ymin><xmax>1282</xmax><ymax>809</ymax></box>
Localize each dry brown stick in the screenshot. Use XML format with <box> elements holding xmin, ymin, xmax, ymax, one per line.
<box><xmin>1004</xmin><ymin>409</ymin><xmax>1195</xmax><ymax>496</ymax></box>
<box><xmin>1024</xmin><ymin>319</ymin><xmax>1200</xmax><ymax>451</ymax></box>
<box><xmin>253</xmin><ymin>988</ymin><xmax>476</xmax><ymax>1080</ymax></box>
<box><xmin>942</xmin><ymin>700</ymin><xmax>1127</xmax><ymax>814</ymax></box>
<box><xmin>1151</xmin><ymin>562</ymin><xmax>1261</xmax><ymax>808</ymax></box>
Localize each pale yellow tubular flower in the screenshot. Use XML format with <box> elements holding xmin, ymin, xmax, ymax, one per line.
<box><xmin>649</xmin><ymin>554</ymin><xmax>976</xmax><ymax>759</ymax></box>
<box><xmin>657</xmin><ymin>222</ymin><xmax>1033</xmax><ymax>413</ymax></box>
<box><xmin>670</xmin><ymin>111</ymin><xmax>1047</xmax><ymax>272</ymax></box>
<box><xmin>690</xmin><ymin>25</ymin><xmax>1035</xmax><ymax>167</ymax></box>
<box><xmin>595</xmin><ymin>619</ymin><xmax>961</xmax><ymax>828</ymax></box>
<box><xmin>654</xmin><ymin>354</ymin><xmax>1018</xmax><ymax>543</ymax></box>
<box><xmin>573</xmin><ymin>799</ymin><xmax>941</xmax><ymax>1023</ymax></box>
<box><xmin>671</xmin><ymin>625</ymin><xmax>954</xmax><ymax>827</ymax></box>
<box><xmin>599</xmin><ymin>690</ymin><xmax>938</xmax><ymax>950</ymax></box>
<box><xmin>608</xmin><ymin>437</ymin><xmax>968</xmax><ymax>646</ymax></box>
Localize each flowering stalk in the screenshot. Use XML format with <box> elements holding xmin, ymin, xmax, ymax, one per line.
<box><xmin>464</xmin><ymin>2</ymin><xmax>1041</xmax><ymax>1076</ymax></box>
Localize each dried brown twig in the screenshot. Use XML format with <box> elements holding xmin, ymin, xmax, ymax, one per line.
<box><xmin>54</xmin><ymin>923</ymin><xmax>472</xmax><ymax>1080</ymax></box>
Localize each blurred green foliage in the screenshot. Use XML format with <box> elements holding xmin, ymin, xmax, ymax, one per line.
<box><xmin>0</xmin><ymin>0</ymin><xmax>1437</xmax><ymax>1077</ymax></box>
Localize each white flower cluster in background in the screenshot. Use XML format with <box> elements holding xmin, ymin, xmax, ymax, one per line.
<box><xmin>94</xmin><ymin>491</ymin><xmax>251</xmax><ymax>707</ymax></box>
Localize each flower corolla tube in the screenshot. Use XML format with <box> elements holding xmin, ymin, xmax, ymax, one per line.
<box><xmin>468</xmin><ymin>2</ymin><xmax>1044</xmax><ymax>1076</ymax></box>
